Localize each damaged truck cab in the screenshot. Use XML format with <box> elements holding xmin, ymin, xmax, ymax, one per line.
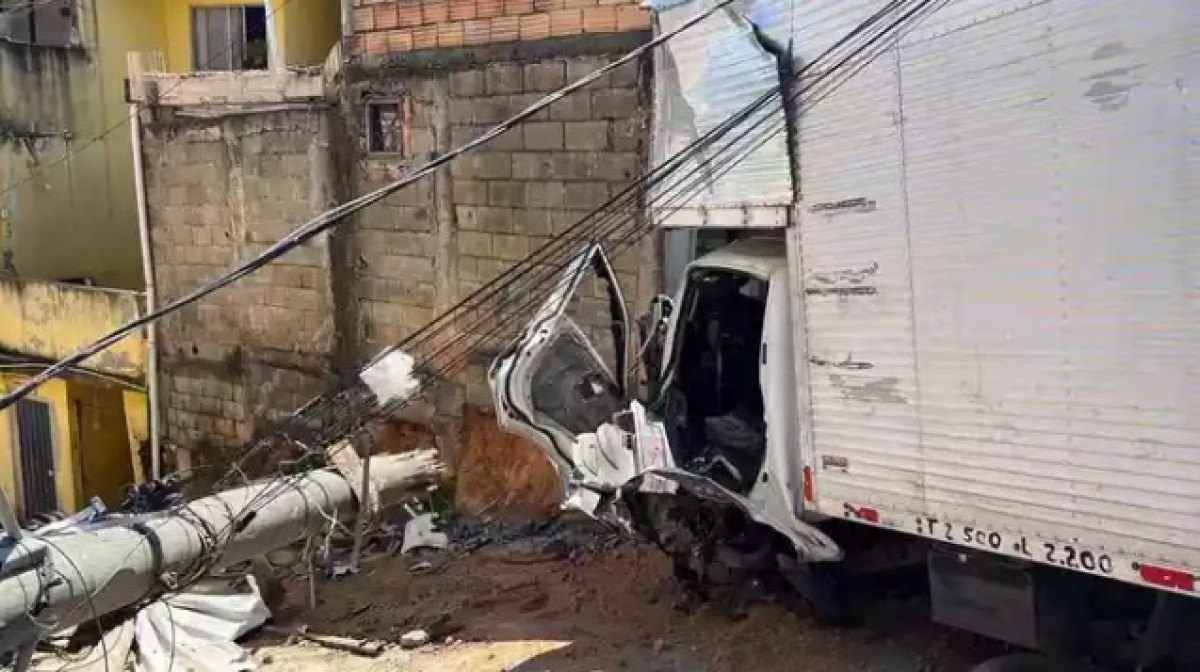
<box><xmin>495</xmin><ymin>0</ymin><xmax>1200</xmax><ymax>668</ymax></box>
<box><xmin>489</xmin><ymin>239</ymin><xmax>841</xmax><ymax>572</ymax></box>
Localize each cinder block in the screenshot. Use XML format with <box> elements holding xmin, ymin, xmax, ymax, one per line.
<box><xmin>458</xmin><ymin>231</ymin><xmax>493</xmax><ymax>256</ymax></box>
<box><xmin>566</xmin><ymin>56</ymin><xmax>611</xmax><ymax>89</ymax></box>
<box><xmin>475</xmin><ymin>206</ymin><xmax>515</xmax><ymax>232</ymax></box>
<box><xmin>454</xmin><ymin>179</ymin><xmax>489</xmax><ymax>205</ymax></box>
<box><xmin>609</xmin><ymin>57</ymin><xmax>640</xmax><ymax>87</ymax></box>
<box><xmin>514</xmin><ymin>209</ymin><xmax>554</xmax><ymax>236</ymax></box>
<box><xmin>548</xmin><ymin>91</ymin><xmax>591</xmax><ymax>120</ymax></box>
<box><xmin>564</xmin><ymin>180</ymin><xmax>610</xmax><ymax>208</ymax></box>
<box><xmin>522</xmin><ymin>121</ymin><xmax>564</xmax><ymax>150</ymax></box>
<box><xmin>512</xmin><ymin>152</ymin><xmax>551</xmax><ymax>180</ymax></box>
<box><xmin>563</xmin><ymin>120</ymin><xmax>608</xmax><ymax>150</ymax></box>
<box><xmin>450</xmin><ymin>70</ymin><xmax>485</xmax><ymax>97</ymax></box>
<box><xmin>609</xmin><ymin>117</ymin><xmax>643</xmax><ymax>151</ymax></box>
<box><xmin>590</xmin><ymin>152</ymin><xmax>638</xmax><ymax>182</ymax></box>
<box><xmin>524</xmin><ymin>61</ymin><xmax>565</xmax><ymax>91</ymax></box>
<box><xmin>492</xmin><ymin>234</ymin><xmax>529</xmax><ymax>260</ymax></box>
<box><xmin>507</xmin><ymin>93</ymin><xmax>551</xmax><ymax>121</ymax></box>
<box><xmin>486</xmin><ymin>63</ymin><xmax>524</xmax><ymax>95</ymax></box>
<box><xmin>450</xmin><ymin>152</ymin><xmax>512</xmax><ymax>179</ymax></box>
<box><xmin>488</xmin><ymin>181</ymin><xmax>526</xmax><ymax>207</ymax></box>
<box><xmin>524</xmin><ymin>181</ymin><xmax>565</xmax><ymax>207</ymax></box>
<box><xmin>591</xmin><ymin>88</ymin><xmax>639</xmax><ymax>119</ymax></box>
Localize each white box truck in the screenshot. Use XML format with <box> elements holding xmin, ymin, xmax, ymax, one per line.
<box><xmin>489</xmin><ymin>0</ymin><xmax>1199</xmax><ymax>668</ymax></box>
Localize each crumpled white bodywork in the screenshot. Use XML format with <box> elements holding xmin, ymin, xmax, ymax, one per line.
<box><xmin>489</xmin><ymin>244</ymin><xmax>841</xmax><ymax>563</ymax></box>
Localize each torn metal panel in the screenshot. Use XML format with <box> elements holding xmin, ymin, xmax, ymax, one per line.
<box><xmin>650</xmin><ymin>0</ymin><xmax>794</xmax><ymax>227</ymax></box>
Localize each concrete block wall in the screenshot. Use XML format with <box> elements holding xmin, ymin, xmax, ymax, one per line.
<box><xmin>141</xmin><ymin>108</ymin><xmax>343</xmax><ymax>463</ymax></box>
<box><xmin>345</xmin><ymin>44</ymin><xmax>655</xmax><ymax>414</ymax></box>
<box><xmin>348</xmin><ymin>0</ymin><xmax>651</xmax><ymax>57</ymax></box>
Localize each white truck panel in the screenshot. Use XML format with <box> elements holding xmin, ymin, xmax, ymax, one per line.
<box><xmin>793</xmin><ymin>0</ymin><xmax>1200</xmax><ymax>592</ymax></box>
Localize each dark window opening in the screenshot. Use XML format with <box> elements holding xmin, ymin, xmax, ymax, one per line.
<box><xmin>192</xmin><ymin>5</ymin><xmax>268</xmax><ymax>71</ymax></box>
<box><xmin>367</xmin><ymin>100</ymin><xmax>405</xmax><ymax>155</ymax></box>
<box><xmin>0</xmin><ymin>0</ymin><xmax>74</xmax><ymax>47</ymax></box>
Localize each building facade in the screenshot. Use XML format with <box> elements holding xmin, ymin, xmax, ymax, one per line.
<box><xmin>0</xmin><ymin>0</ymin><xmax>340</xmax><ymax>288</ymax></box>
<box><xmin>131</xmin><ymin>0</ymin><xmax>658</xmax><ymax>513</ymax></box>
<box><xmin>0</xmin><ymin>278</ymin><xmax>148</xmax><ymax>519</ymax></box>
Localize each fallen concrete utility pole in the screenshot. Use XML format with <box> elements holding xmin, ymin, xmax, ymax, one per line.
<box><xmin>0</xmin><ymin>450</ymin><xmax>442</xmax><ymax>653</ymax></box>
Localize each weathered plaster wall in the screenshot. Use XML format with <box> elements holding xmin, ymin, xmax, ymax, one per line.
<box><xmin>0</xmin><ymin>277</ymin><xmax>146</xmax><ymax>378</ymax></box>
<box><xmin>0</xmin><ymin>0</ymin><xmax>165</xmax><ymax>289</ymax></box>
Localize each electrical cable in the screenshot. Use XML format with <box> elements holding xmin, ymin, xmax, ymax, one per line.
<box><xmin>36</xmin><ymin>537</ymin><xmax>110</xmax><ymax>672</ymax></box>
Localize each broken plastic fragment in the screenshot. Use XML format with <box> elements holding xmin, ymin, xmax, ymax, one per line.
<box><xmin>360</xmin><ymin>349</ymin><xmax>421</xmax><ymax>404</ymax></box>
<box><xmin>401</xmin><ymin>513</ymin><xmax>449</xmax><ymax>554</ymax></box>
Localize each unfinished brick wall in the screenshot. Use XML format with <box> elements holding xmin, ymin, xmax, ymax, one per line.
<box><xmin>348</xmin><ymin>0</ymin><xmax>650</xmax><ymax>57</ymax></box>
<box><xmin>346</xmin><ymin>45</ymin><xmax>654</xmax><ymax>399</ymax></box>
<box><xmin>343</xmin><ymin>36</ymin><xmax>658</xmax><ymax>510</ymax></box>
<box><xmin>141</xmin><ymin>108</ymin><xmax>343</xmax><ymax>464</ymax></box>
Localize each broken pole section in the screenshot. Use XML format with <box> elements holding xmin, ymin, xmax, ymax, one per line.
<box><xmin>0</xmin><ymin>450</ymin><xmax>443</xmax><ymax>652</ymax></box>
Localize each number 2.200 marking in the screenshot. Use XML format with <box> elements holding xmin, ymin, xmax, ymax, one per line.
<box><xmin>1044</xmin><ymin>542</ymin><xmax>1113</xmax><ymax>574</ymax></box>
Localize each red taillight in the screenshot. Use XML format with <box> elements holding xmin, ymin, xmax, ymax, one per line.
<box><xmin>856</xmin><ymin>506</ymin><xmax>880</xmax><ymax>523</ymax></box>
<box><xmin>803</xmin><ymin>466</ymin><xmax>814</xmax><ymax>502</ymax></box>
<box><xmin>1138</xmin><ymin>563</ymin><xmax>1195</xmax><ymax>592</ymax></box>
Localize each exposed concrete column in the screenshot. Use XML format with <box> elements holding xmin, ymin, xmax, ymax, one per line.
<box><xmin>430</xmin><ymin>79</ymin><xmax>463</xmax><ymax>467</ymax></box>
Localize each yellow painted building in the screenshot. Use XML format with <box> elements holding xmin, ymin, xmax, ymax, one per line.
<box><xmin>0</xmin><ymin>0</ymin><xmax>340</xmax><ymax>289</ymax></box>
<box><xmin>0</xmin><ymin>278</ymin><xmax>151</xmax><ymax>518</ymax></box>
<box><xmin>0</xmin><ymin>0</ymin><xmax>340</xmax><ymax>518</ymax></box>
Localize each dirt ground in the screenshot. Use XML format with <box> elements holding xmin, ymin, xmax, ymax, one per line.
<box><xmin>248</xmin><ymin>523</ymin><xmax>1003</xmax><ymax>672</ymax></box>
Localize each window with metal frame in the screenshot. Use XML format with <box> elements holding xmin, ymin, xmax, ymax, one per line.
<box><xmin>0</xmin><ymin>0</ymin><xmax>75</xmax><ymax>47</ymax></box>
<box><xmin>366</xmin><ymin>98</ymin><xmax>407</xmax><ymax>155</ymax></box>
<box><xmin>191</xmin><ymin>5</ymin><xmax>269</xmax><ymax>71</ymax></box>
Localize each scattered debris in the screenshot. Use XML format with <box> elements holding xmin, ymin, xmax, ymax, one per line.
<box><xmin>247</xmin><ymin>518</ymin><xmax>1002</xmax><ymax>671</ymax></box>
<box><xmin>399</xmin><ymin>629</ymin><xmax>430</xmax><ymax>649</ymax></box>
<box><xmin>262</xmin><ymin>625</ymin><xmax>385</xmax><ymax>658</ymax></box>
<box><xmin>401</xmin><ymin>513</ymin><xmax>448</xmax><ymax>554</ymax></box>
